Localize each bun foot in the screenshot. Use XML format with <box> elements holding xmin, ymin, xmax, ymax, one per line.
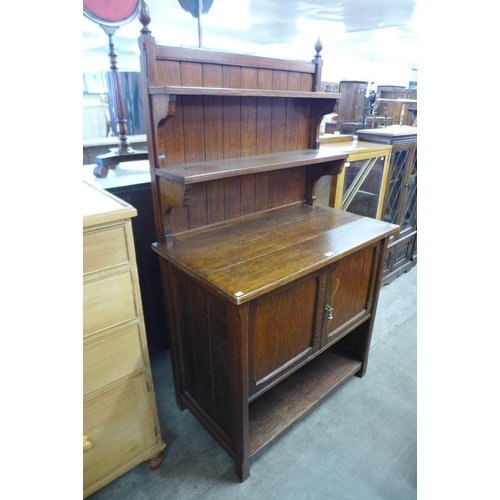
<box><xmin>145</xmin><ymin>451</ymin><xmax>164</xmax><ymax>471</ymax></box>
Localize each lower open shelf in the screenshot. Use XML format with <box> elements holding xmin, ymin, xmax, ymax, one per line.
<box><xmin>248</xmin><ymin>346</ymin><xmax>362</xmax><ymax>458</ymax></box>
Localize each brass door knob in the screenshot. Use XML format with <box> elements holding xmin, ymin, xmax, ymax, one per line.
<box><xmin>325</xmin><ymin>304</ymin><xmax>333</xmax><ymax>320</ymax></box>
<box><xmin>83</xmin><ymin>436</ymin><xmax>93</xmax><ymax>453</ymax></box>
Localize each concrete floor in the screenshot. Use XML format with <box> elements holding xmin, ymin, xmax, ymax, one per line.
<box><xmin>90</xmin><ymin>267</ymin><xmax>417</xmax><ymax>500</ymax></box>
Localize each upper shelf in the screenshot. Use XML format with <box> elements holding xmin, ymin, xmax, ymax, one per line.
<box><xmin>149</xmin><ymin>86</ymin><xmax>341</xmax><ymax>100</ymax></box>
<box><xmin>155</xmin><ymin>149</ymin><xmax>348</xmax><ymax>185</ymax></box>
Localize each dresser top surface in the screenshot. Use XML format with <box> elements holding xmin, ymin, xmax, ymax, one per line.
<box><xmin>83</xmin><ymin>181</ymin><xmax>136</xmax><ymax>228</ymax></box>
<box><xmin>154</xmin><ymin>205</ymin><xmax>398</xmax><ymax>304</ymax></box>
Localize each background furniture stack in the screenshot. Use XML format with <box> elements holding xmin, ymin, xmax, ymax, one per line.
<box><xmin>138</xmin><ymin>3</ymin><xmax>398</xmax><ymax>483</ymax></box>
<box><xmin>335</xmin><ymin>81</ymin><xmax>418</xmax><ymax>134</ymax></box>
<box><xmin>376</xmin><ymin>86</ymin><xmax>417</xmax><ymax>126</ymax></box>
<box><xmin>83</xmin><ymin>180</ymin><xmax>165</xmax><ymax>497</ymax></box>
<box><xmin>317</xmin><ymin>124</ymin><xmax>417</xmax><ymax>287</ymax></box>
<box><xmin>357</xmin><ymin>126</ymin><xmax>417</xmax><ymax>285</ymax></box>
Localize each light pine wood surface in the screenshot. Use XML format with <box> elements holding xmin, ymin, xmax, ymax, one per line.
<box><xmin>83</xmin><ymin>181</ymin><xmax>165</xmax><ymax>497</ymax></box>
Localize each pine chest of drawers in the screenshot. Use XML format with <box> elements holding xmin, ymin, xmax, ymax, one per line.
<box><xmin>83</xmin><ymin>181</ymin><xmax>165</xmax><ymax>497</ymax></box>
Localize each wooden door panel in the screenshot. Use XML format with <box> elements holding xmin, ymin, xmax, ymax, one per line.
<box><xmin>323</xmin><ymin>247</ymin><xmax>374</xmax><ymax>345</ymax></box>
<box><xmin>391</xmin><ymin>234</ymin><xmax>415</xmax><ymax>271</ymax></box>
<box><xmin>383</xmin><ymin>145</ymin><xmax>412</xmax><ymax>231</ymax></box>
<box><xmin>250</xmin><ymin>275</ymin><xmax>319</xmax><ymax>389</ymax></box>
<box><xmin>398</xmin><ymin>146</ymin><xmax>417</xmax><ymax>238</ymax></box>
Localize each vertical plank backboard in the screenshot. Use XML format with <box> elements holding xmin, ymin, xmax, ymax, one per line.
<box><xmin>144</xmin><ymin>43</ymin><xmax>328</xmax><ymax>241</ymax></box>
<box><xmin>255</xmin><ymin>172</ymin><xmax>271</xmax><ymax>212</ymax></box>
<box><xmin>241</xmin><ymin>68</ymin><xmax>258</xmax><ymax>157</ymax></box>
<box><xmin>202</xmin><ymin>63</ymin><xmax>224</xmax><ymax>162</ymax></box>
<box><xmin>285</xmin><ymin>72</ymin><xmax>302</xmax><ymax>151</ymax></box>
<box><xmin>157</xmin><ymin>60</ymin><xmax>181</xmax><ymax>86</ymax></box>
<box><xmin>240</xmin><ymin>175</ymin><xmax>256</xmax><ymax>216</ymax></box>
<box><xmin>222</xmin><ymin>66</ymin><xmax>242</xmax><ymax>159</ymax></box>
<box><xmin>188</xmin><ymin>183</ymin><xmax>208</xmax><ymax>230</ymax></box>
<box><xmin>183</xmin><ymin>96</ymin><xmax>205</xmax><ymax>163</ymax></box>
<box><xmin>224</xmin><ymin>177</ymin><xmax>242</xmax><ymax>220</ymax></box>
<box><xmin>207</xmin><ymin>180</ymin><xmax>225</xmax><ymax>225</ymax></box>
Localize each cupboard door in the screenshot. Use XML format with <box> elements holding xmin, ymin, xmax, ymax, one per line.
<box><xmin>383</xmin><ymin>144</ymin><xmax>412</xmax><ymax>240</ymax></box>
<box><xmin>249</xmin><ymin>272</ymin><xmax>324</xmax><ymax>398</ymax></box>
<box><xmin>339</xmin><ymin>155</ymin><xmax>387</xmax><ymax>219</ymax></box>
<box><xmin>398</xmin><ymin>146</ymin><xmax>417</xmax><ymax>239</ymax></box>
<box><xmin>390</xmin><ymin>234</ymin><xmax>415</xmax><ymax>274</ymax></box>
<box><xmin>322</xmin><ymin>247</ymin><xmax>375</xmax><ymax>346</ymax></box>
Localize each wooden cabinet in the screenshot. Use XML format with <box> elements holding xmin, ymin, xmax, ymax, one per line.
<box><xmin>357</xmin><ymin>126</ymin><xmax>417</xmax><ymax>284</ymax></box>
<box><xmin>154</xmin><ymin>206</ymin><xmax>395</xmax><ymax>483</ymax></box>
<box><xmin>83</xmin><ymin>181</ymin><xmax>165</xmax><ymax>498</ymax></box>
<box><xmin>137</xmin><ymin>8</ymin><xmax>398</xmax><ymax>483</ymax></box>
<box><xmin>336</xmin><ymin>80</ymin><xmax>375</xmax><ymax>133</ymax></box>
<box><xmin>316</xmin><ymin>138</ymin><xmax>393</xmax><ymax>220</ymax></box>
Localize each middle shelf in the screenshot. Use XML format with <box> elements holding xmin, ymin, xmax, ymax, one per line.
<box><xmin>155</xmin><ymin>149</ymin><xmax>348</xmax><ymax>184</ymax></box>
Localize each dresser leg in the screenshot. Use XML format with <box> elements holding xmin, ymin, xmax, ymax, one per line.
<box><xmin>228</xmin><ymin>302</ymin><xmax>251</xmax><ymax>483</ymax></box>
<box><xmin>145</xmin><ymin>451</ymin><xmax>164</xmax><ymax>471</ymax></box>
<box><xmin>235</xmin><ymin>456</ymin><xmax>250</xmax><ymax>482</ymax></box>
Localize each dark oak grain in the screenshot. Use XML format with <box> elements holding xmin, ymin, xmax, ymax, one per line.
<box><xmin>154</xmin><ymin>207</ymin><xmax>396</xmax><ymax>304</ymax></box>
<box><xmin>139</xmin><ymin>17</ymin><xmax>397</xmax><ymax>482</ymax></box>
<box><xmin>252</xmin><ymin>276</ymin><xmax>317</xmax><ymax>382</ymax></box>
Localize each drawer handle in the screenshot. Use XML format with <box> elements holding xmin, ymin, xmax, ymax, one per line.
<box><xmin>83</xmin><ymin>436</ymin><xmax>93</xmax><ymax>453</ymax></box>
<box><xmin>325</xmin><ymin>304</ymin><xmax>333</xmax><ymax>320</ymax></box>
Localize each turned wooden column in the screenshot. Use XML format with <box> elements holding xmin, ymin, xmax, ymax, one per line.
<box><xmin>83</xmin><ymin>0</ymin><xmax>148</xmax><ymax>178</ymax></box>
<box><xmin>104</xmin><ymin>27</ymin><xmax>133</xmax><ymax>156</ymax></box>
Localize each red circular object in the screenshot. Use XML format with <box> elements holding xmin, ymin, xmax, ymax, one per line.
<box><xmin>83</xmin><ymin>0</ymin><xmax>140</xmax><ymax>25</ymax></box>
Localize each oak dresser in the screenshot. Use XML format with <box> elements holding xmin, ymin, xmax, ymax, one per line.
<box><xmin>136</xmin><ymin>3</ymin><xmax>399</xmax><ymax>482</ymax></box>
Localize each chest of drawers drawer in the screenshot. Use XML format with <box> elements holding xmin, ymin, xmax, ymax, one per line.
<box><xmin>83</xmin><ymin>270</ymin><xmax>138</xmax><ymax>337</ymax></box>
<box><xmin>83</xmin><ymin>223</ymin><xmax>131</xmax><ymax>275</ymax></box>
<box><xmin>83</xmin><ymin>373</ymin><xmax>159</xmax><ymax>490</ymax></box>
<box><xmin>84</xmin><ymin>323</ymin><xmax>145</xmax><ymax>394</ymax></box>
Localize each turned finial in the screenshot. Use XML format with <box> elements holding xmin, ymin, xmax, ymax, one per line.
<box><xmin>139</xmin><ymin>0</ymin><xmax>152</xmax><ymax>34</ymax></box>
<box><xmin>313</xmin><ymin>37</ymin><xmax>323</xmax><ymax>61</ymax></box>
<box><xmin>107</xmin><ymin>33</ymin><xmax>119</xmax><ymax>70</ymax></box>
